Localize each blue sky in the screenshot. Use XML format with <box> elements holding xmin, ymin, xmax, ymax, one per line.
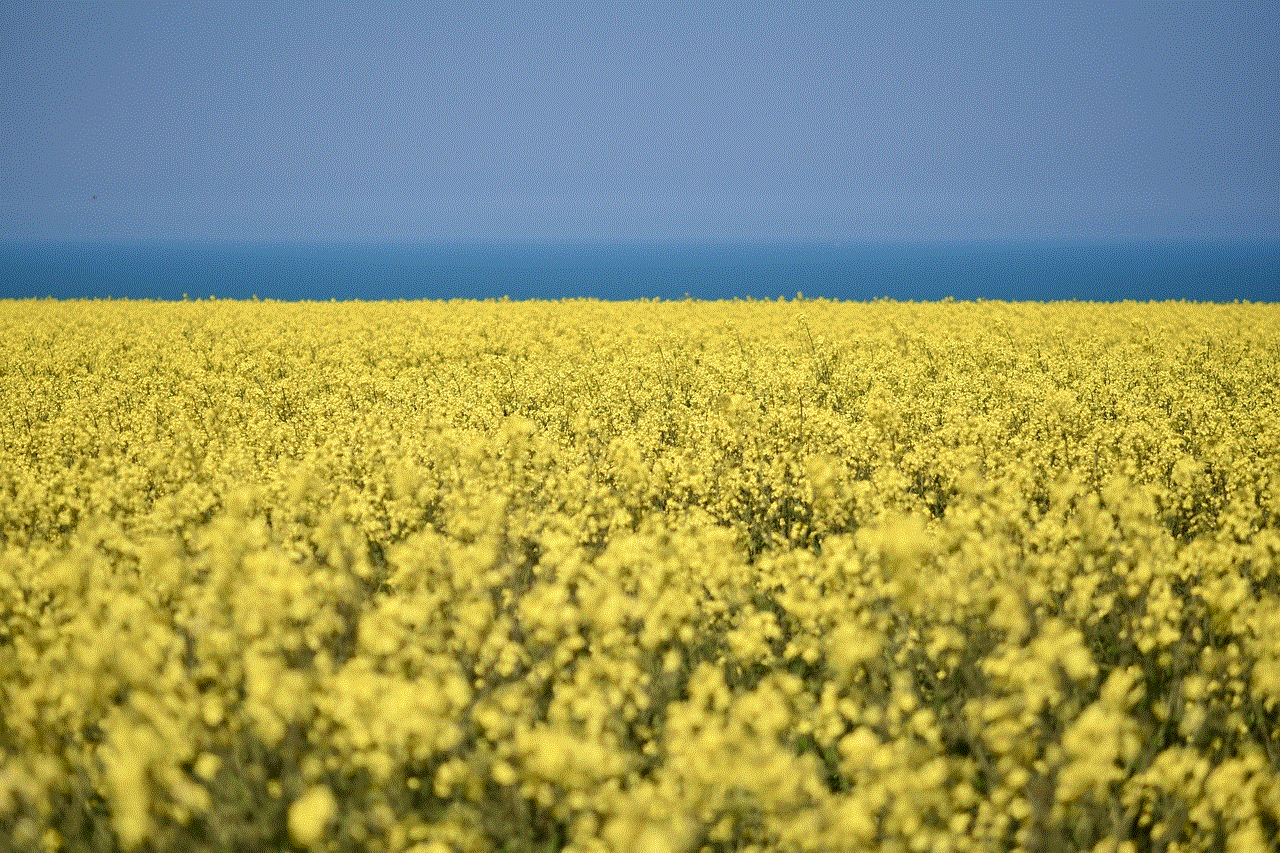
<box><xmin>2</xmin><ymin>1</ymin><xmax>1277</xmax><ymax>244</ymax></box>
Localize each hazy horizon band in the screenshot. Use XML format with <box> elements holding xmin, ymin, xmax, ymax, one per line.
<box><xmin>2</xmin><ymin>240</ymin><xmax>1277</xmax><ymax>303</ymax></box>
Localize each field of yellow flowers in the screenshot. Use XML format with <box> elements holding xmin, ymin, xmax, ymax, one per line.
<box><xmin>1</xmin><ymin>298</ymin><xmax>1278</xmax><ymax>853</ymax></box>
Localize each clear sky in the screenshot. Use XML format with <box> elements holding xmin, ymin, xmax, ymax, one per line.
<box><xmin>2</xmin><ymin>1</ymin><xmax>1277</xmax><ymax>244</ymax></box>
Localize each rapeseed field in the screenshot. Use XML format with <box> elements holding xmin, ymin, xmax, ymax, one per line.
<box><xmin>1</xmin><ymin>298</ymin><xmax>1278</xmax><ymax>853</ymax></box>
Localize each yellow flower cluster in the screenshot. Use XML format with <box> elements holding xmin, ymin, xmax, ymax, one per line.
<box><xmin>1</xmin><ymin>297</ymin><xmax>1278</xmax><ymax>853</ymax></box>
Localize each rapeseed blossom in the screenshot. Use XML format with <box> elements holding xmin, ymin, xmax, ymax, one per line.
<box><xmin>0</xmin><ymin>298</ymin><xmax>1277</xmax><ymax>852</ymax></box>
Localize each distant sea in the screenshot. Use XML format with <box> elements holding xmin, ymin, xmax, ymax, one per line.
<box><xmin>1</xmin><ymin>241</ymin><xmax>1276</xmax><ymax>302</ymax></box>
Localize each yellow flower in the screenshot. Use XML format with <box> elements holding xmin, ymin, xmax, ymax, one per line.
<box><xmin>287</xmin><ymin>785</ymin><xmax>337</xmax><ymax>848</ymax></box>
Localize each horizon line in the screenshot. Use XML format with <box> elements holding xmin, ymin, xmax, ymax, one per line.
<box><xmin>4</xmin><ymin>235</ymin><xmax>1280</xmax><ymax>248</ymax></box>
